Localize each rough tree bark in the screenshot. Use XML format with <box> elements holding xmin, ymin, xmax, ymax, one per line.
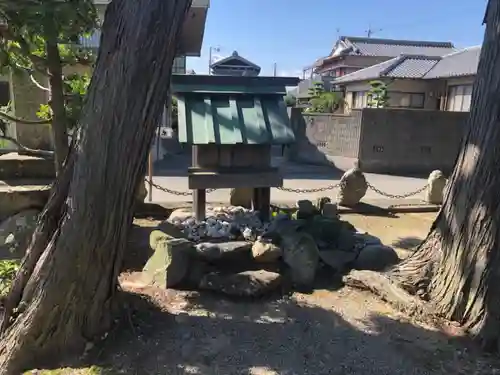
<box><xmin>347</xmin><ymin>0</ymin><xmax>500</xmax><ymax>352</ymax></box>
<box><xmin>45</xmin><ymin>33</ymin><xmax>70</xmax><ymax>174</ymax></box>
<box><xmin>0</xmin><ymin>0</ymin><xmax>192</xmax><ymax>373</ymax></box>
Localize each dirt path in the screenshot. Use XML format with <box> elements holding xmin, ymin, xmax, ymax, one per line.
<box><xmin>342</xmin><ymin>212</ymin><xmax>437</xmax><ymax>259</ymax></box>
<box><xmin>28</xmin><ymin>212</ymin><xmax>500</xmax><ymax>375</ymax></box>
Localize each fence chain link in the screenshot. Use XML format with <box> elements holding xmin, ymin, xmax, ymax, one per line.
<box><xmin>276</xmin><ymin>182</ymin><xmax>341</xmax><ymax>194</ymax></box>
<box><xmin>147</xmin><ymin>179</ymin><xmax>216</xmax><ymax>196</ymax></box>
<box><xmin>366</xmin><ymin>182</ymin><xmax>427</xmax><ymax>199</ymax></box>
<box><xmin>143</xmin><ymin>178</ymin><xmax>428</xmax><ymax>200</ymax></box>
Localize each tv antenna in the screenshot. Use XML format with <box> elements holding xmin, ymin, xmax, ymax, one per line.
<box><xmin>366</xmin><ymin>25</ymin><xmax>382</xmax><ymax>38</ymax></box>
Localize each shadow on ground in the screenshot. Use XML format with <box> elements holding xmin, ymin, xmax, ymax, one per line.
<box><xmin>35</xmin><ymin>285</ymin><xmax>500</xmax><ymax>375</ymax></box>
<box><xmin>153</xmin><ymin>155</ymin><xmax>345</xmax><ymax>181</ymax></box>
<box><xmin>392</xmin><ymin>236</ymin><xmax>424</xmax><ymax>251</ymax></box>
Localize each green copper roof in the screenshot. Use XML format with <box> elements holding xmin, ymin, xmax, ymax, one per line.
<box><xmin>172</xmin><ymin>75</ymin><xmax>299</xmax><ymax>145</ymax></box>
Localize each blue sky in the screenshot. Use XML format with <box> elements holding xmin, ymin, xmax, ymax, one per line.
<box><xmin>187</xmin><ymin>0</ymin><xmax>487</xmax><ymax>77</ymax></box>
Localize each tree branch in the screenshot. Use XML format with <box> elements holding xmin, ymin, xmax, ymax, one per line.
<box><xmin>29</xmin><ymin>73</ymin><xmax>50</xmax><ymax>91</ymax></box>
<box><xmin>0</xmin><ymin>134</ymin><xmax>54</xmax><ymax>158</ymax></box>
<box><xmin>0</xmin><ymin>26</ymin><xmax>48</xmax><ymax>75</ymax></box>
<box><xmin>0</xmin><ymin>111</ymin><xmax>51</xmax><ymax>124</ymax></box>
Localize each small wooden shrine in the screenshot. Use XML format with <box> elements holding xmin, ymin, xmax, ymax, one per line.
<box><xmin>171</xmin><ymin>74</ymin><xmax>300</xmax><ymax>221</ymax></box>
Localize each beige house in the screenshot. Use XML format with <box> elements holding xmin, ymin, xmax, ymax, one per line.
<box><xmin>295</xmin><ymin>36</ymin><xmax>457</xmax><ymax>103</ymax></box>
<box><xmin>333</xmin><ymin>46</ymin><xmax>480</xmax><ymax>113</ymax></box>
<box><xmin>6</xmin><ymin>0</ymin><xmax>209</xmax><ymax>150</ymax></box>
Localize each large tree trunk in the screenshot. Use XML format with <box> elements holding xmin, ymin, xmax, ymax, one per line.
<box><xmin>0</xmin><ymin>0</ymin><xmax>192</xmax><ymax>373</ymax></box>
<box><xmin>386</xmin><ymin>0</ymin><xmax>500</xmax><ymax>350</ymax></box>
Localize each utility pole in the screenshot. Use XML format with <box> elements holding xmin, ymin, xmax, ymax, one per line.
<box><xmin>208</xmin><ymin>46</ymin><xmax>220</xmax><ymax>75</ymax></box>
<box><xmin>273</xmin><ymin>63</ymin><xmax>277</xmax><ymax>76</ymax></box>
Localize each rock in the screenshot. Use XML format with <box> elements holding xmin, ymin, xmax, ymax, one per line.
<box><xmin>199</xmin><ymin>270</ymin><xmax>282</xmax><ymax>297</ymax></box>
<box><xmin>183</xmin><ymin>259</ymin><xmax>209</xmax><ymax>288</ymax></box>
<box><xmin>0</xmin><ymin>209</ymin><xmax>40</xmax><ymax>260</ymax></box>
<box><xmin>354</xmin><ymin>244</ymin><xmax>399</xmax><ymax>271</ymax></box>
<box><xmin>318</xmin><ymin>249</ymin><xmax>358</xmax><ymax>272</ymax></box>
<box><xmin>353</xmin><ymin>232</ymin><xmax>382</xmax><ymax>246</ymax></box>
<box><xmin>336</xmin><ymin>167</ymin><xmax>368</xmax><ymax>206</ymax></box>
<box><xmin>156</xmin><ymin>220</ymin><xmax>188</xmax><ymax>239</ymax></box>
<box><xmin>321</xmin><ymin>202</ymin><xmax>338</xmax><ymax>218</ymax></box>
<box><xmin>281</xmin><ymin>231</ymin><xmax>319</xmax><ymax>287</ymax></box>
<box><xmin>425</xmin><ymin>170</ymin><xmax>447</xmax><ymax>204</ymax></box>
<box><xmin>242</xmin><ymin>227</ymin><xmax>254</xmax><ymax>241</ymax></box>
<box><xmin>142</xmin><ymin>230</ymin><xmax>195</xmax><ymax>288</ymax></box>
<box><xmin>294</xmin><ymin>199</ymin><xmax>316</xmax><ymax>219</ymax></box>
<box><xmin>195</xmin><ymin>241</ymin><xmax>252</xmax><ymax>262</ymax></box>
<box><xmin>167</xmin><ymin>208</ymin><xmax>194</xmax><ymax>224</ymax></box>
<box><xmin>229</xmin><ymin>188</ymin><xmax>253</xmax><ymax>209</ymax></box>
<box><xmin>252</xmin><ymin>239</ymin><xmax>282</xmax><ymax>263</ymax></box>
<box><xmin>315</xmin><ymin>197</ymin><xmax>331</xmax><ymax>212</ymax></box>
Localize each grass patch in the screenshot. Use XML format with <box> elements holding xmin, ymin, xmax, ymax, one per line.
<box><xmin>0</xmin><ymin>259</ymin><xmax>19</xmax><ymax>295</ymax></box>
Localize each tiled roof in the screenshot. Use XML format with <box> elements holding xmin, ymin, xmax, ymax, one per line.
<box><xmin>385</xmin><ymin>56</ymin><xmax>440</xmax><ymax>78</ymax></box>
<box><xmin>333</xmin><ymin>46</ymin><xmax>480</xmax><ymax>84</ymax></box>
<box><xmin>313</xmin><ymin>36</ymin><xmax>456</xmax><ymax>69</ymax></box>
<box><xmin>424</xmin><ymin>46</ymin><xmax>481</xmax><ymax>78</ymax></box>
<box><xmin>340</xmin><ymin>36</ymin><xmax>456</xmax><ymax>57</ymax></box>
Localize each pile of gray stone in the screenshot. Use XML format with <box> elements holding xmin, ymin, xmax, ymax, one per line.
<box><xmin>143</xmin><ymin>198</ymin><xmax>399</xmax><ymax>298</ymax></box>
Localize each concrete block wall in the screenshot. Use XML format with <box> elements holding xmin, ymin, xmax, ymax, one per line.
<box><xmin>291</xmin><ymin>107</ymin><xmax>468</xmax><ymax>174</ymax></box>
<box><xmin>358</xmin><ymin>108</ymin><xmax>467</xmax><ymax>174</ymax></box>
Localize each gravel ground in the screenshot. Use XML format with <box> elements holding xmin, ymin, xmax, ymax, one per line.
<box><xmin>95</xmin><ymin>282</ymin><xmax>495</xmax><ymax>375</ymax></box>
<box><xmin>28</xmin><ymin>213</ymin><xmax>500</xmax><ymax>375</ymax></box>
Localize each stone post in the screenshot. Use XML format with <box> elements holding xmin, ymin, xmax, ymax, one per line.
<box><xmin>425</xmin><ymin>170</ymin><xmax>447</xmax><ymax>205</ymax></box>
<box><xmin>336</xmin><ymin>164</ymin><xmax>368</xmax><ymax>206</ymax></box>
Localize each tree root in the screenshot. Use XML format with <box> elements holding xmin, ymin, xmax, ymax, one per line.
<box><xmin>343</xmin><ymin>231</ymin><xmax>443</xmax><ymax>319</ymax></box>
<box><xmin>344</xmin><ymin>270</ymin><xmax>433</xmax><ymax>317</ymax></box>
<box><xmin>387</xmin><ymin>232</ymin><xmax>442</xmax><ymax>299</ymax></box>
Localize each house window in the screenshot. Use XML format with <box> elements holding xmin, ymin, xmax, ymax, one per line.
<box><xmin>389</xmin><ymin>92</ymin><xmax>425</xmax><ymax>108</ymax></box>
<box><xmin>352</xmin><ymin>91</ymin><xmax>368</xmax><ymax>108</ymax></box>
<box><xmin>172</xmin><ymin>57</ymin><xmax>186</xmax><ymax>74</ymax></box>
<box><xmin>446</xmin><ymin>85</ymin><xmax>473</xmax><ymax>112</ymax></box>
<box><xmin>0</xmin><ymin>81</ymin><xmax>9</xmax><ymax>107</ymax></box>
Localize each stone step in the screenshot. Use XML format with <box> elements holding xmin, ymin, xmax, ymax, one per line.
<box><xmin>0</xmin><ymin>152</ymin><xmax>55</xmax><ymax>179</ymax></box>
<box><xmin>0</xmin><ymin>180</ymin><xmax>51</xmax><ymax>221</ymax></box>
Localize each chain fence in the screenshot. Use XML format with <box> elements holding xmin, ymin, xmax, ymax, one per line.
<box><xmin>144</xmin><ymin>178</ymin><xmax>428</xmax><ymax>200</ymax></box>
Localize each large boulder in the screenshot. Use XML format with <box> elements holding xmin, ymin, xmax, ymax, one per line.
<box><xmin>199</xmin><ymin>270</ymin><xmax>282</xmax><ymax>297</ymax></box>
<box><xmin>354</xmin><ymin>244</ymin><xmax>399</xmax><ymax>271</ymax></box>
<box><xmin>142</xmin><ymin>230</ymin><xmax>195</xmax><ymax>288</ymax></box>
<box><xmin>251</xmin><ymin>239</ymin><xmax>282</xmax><ymax>263</ymax></box>
<box><xmin>281</xmin><ymin>231</ymin><xmax>319</xmax><ymax>288</ymax></box>
<box><xmin>318</xmin><ymin>249</ymin><xmax>358</xmax><ymax>272</ymax></box>
<box><xmin>0</xmin><ymin>209</ymin><xmax>40</xmax><ymax>260</ymax></box>
<box><xmin>195</xmin><ymin>241</ymin><xmax>252</xmax><ymax>263</ymax></box>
